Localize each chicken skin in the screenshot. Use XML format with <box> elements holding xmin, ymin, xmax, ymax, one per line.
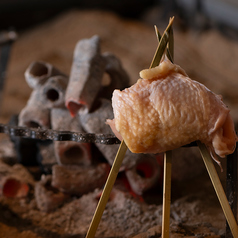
<box><xmin>107</xmin><ymin>57</ymin><xmax>237</xmax><ymax>163</ymax></box>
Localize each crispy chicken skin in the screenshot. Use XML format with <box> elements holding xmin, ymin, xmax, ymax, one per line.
<box><xmin>107</xmin><ymin>57</ymin><xmax>237</xmax><ymax>162</ymax></box>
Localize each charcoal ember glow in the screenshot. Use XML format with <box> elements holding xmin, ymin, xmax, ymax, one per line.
<box><xmin>108</xmin><ymin>56</ymin><xmax>237</xmax><ymax>164</ymax></box>
<box><xmin>0</xmin><ymin>161</ymin><xmax>34</xmax><ymax>198</ymax></box>
<box><xmin>125</xmin><ymin>155</ymin><xmax>161</xmax><ymax>195</ymax></box>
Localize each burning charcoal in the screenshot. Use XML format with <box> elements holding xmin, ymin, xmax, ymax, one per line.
<box><xmin>51</xmin><ymin>163</ymin><xmax>110</xmax><ymax>196</ymax></box>
<box><xmin>0</xmin><ymin>176</ymin><xmax>29</xmax><ymax>198</ymax></box>
<box><xmin>51</xmin><ymin>108</ymin><xmax>91</xmax><ymax>165</ymax></box>
<box><xmin>65</xmin><ymin>35</ymin><xmax>106</xmax><ymax>116</ymax></box>
<box><xmin>0</xmin><ymin>160</ymin><xmax>34</xmax><ymax>198</ymax></box>
<box><xmin>25</xmin><ymin>61</ymin><xmax>66</xmax><ymax>89</ymax></box>
<box><xmin>35</xmin><ymin>174</ymin><xmax>70</xmax><ymax>212</ymax></box>
<box><xmin>125</xmin><ymin>155</ymin><xmax>161</xmax><ymax>195</ymax></box>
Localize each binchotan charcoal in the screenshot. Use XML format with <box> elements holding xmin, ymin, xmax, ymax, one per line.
<box><xmin>98</xmin><ymin>52</ymin><xmax>130</xmax><ymax>99</ymax></box>
<box><xmin>18</xmin><ymin>90</ymin><xmax>51</xmax><ymax>129</ymax></box>
<box><xmin>35</xmin><ymin>174</ymin><xmax>70</xmax><ymax>212</ymax></box>
<box><xmin>51</xmin><ymin>163</ymin><xmax>110</xmax><ymax>196</ymax></box>
<box><xmin>0</xmin><ymin>160</ymin><xmax>34</xmax><ymax>198</ymax></box>
<box><xmin>42</xmin><ymin>75</ymin><xmax>69</xmax><ymax>108</ymax></box>
<box><xmin>51</xmin><ymin>108</ymin><xmax>91</xmax><ymax>165</ymax></box>
<box><xmin>0</xmin><ymin>176</ymin><xmax>29</xmax><ymax>198</ymax></box>
<box><xmin>25</xmin><ymin>61</ymin><xmax>66</xmax><ymax>89</ymax></box>
<box><xmin>19</xmin><ymin>73</ymin><xmax>69</xmax><ymax>129</ymax></box>
<box><xmin>54</xmin><ymin>141</ymin><xmax>91</xmax><ymax>166</ymax></box>
<box><xmin>125</xmin><ymin>154</ymin><xmax>161</xmax><ymax>195</ymax></box>
<box><xmin>65</xmin><ymin>36</ymin><xmax>131</xmax><ymax>117</ymax></box>
<box><xmin>65</xmin><ymin>35</ymin><xmax>107</xmax><ymax>116</ymax></box>
<box><xmin>79</xmin><ymin>98</ymin><xmax>153</xmax><ymax>170</ymax></box>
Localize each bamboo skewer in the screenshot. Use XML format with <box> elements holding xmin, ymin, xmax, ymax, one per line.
<box><xmin>155</xmin><ymin>18</ymin><xmax>175</xmax><ymax>238</ymax></box>
<box><xmin>162</xmin><ymin>150</ymin><xmax>172</xmax><ymax>238</ymax></box>
<box><xmin>86</xmin><ymin>140</ymin><xmax>127</xmax><ymax>238</ymax></box>
<box><xmin>197</xmin><ymin>141</ymin><xmax>238</xmax><ymax>238</ymax></box>
<box><xmin>226</xmin><ymin>145</ymin><xmax>237</xmax><ymax>238</ymax></box>
<box><xmin>85</xmin><ymin>19</ymin><xmax>175</xmax><ymax>238</ymax></box>
<box><xmin>150</xmin><ymin>17</ymin><xmax>174</xmax><ymax>68</ymax></box>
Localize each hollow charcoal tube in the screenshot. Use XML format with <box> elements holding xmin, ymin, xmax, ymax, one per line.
<box><xmin>99</xmin><ymin>52</ymin><xmax>130</xmax><ymax>99</ymax></box>
<box><xmin>125</xmin><ymin>155</ymin><xmax>161</xmax><ymax>195</ymax></box>
<box><xmin>19</xmin><ymin>73</ymin><xmax>68</xmax><ymax>129</ymax></box>
<box><xmin>25</xmin><ymin>61</ymin><xmax>66</xmax><ymax>89</ymax></box>
<box><xmin>0</xmin><ymin>162</ymin><xmax>34</xmax><ymax>198</ymax></box>
<box><xmin>18</xmin><ymin>90</ymin><xmax>51</xmax><ymax>129</ymax></box>
<box><xmin>54</xmin><ymin>141</ymin><xmax>91</xmax><ymax>166</ymax></box>
<box><xmin>43</xmin><ymin>75</ymin><xmax>69</xmax><ymax>108</ymax></box>
<box><xmin>0</xmin><ymin>176</ymin><xmax>29</xmax><ymax>198</ymax></box>
<box><xmin>51</xmin><ymin>163</ymin><xmax>110</xmax><ymax>196</ymax></box>
<box><xmin>51</xmin><ymin>108</ymin><xmax>91</xmax><ymax>165</ymax></box>
<box><xmin>65</xmin><ymin>35</ymin><xmax>106</xmax><ymax>116</ymax></box>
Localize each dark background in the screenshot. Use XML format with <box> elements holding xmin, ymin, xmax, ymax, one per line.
<box><xmin>1</xmin><ymin>0</ymin><xmax>238</xmax><ymax>40</ymax></box>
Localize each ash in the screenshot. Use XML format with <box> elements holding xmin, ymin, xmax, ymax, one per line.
<box><xmin>0</xmin><ymin>138</ymin><xmax>226</xmax><ymax>238</ymax></box>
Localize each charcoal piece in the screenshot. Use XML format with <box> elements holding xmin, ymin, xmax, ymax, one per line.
<box><xmin>18</xmin><ymin>90</ymin><xmax>51</xmax><ymax>129</ymax></box>
<box><xmin>25</xmin><ymin>61</ymin><xmax>66</xmax><ymax>89</ymax></box>
<box><xmin>51</xmin><ymin>163</ymin><xmax>110</xmax><ymax>195</ymax></box>
<box><xmin>42</xmin><ymin>75</ymin><xmax>69</xmax><ymax>108</ymax></box>
<box><xmin>54</xmin><ymin>141</ymin><xmax>91</xmax><ymax>166</ymax></box>
<box><xmin>35</xmin><ymin>175</ymin><xmax>70</xmax><ymax>212</ymax></box>
<box><xmin>0</xmin><ymin>176</ymin><xmax>29</xmax><ymax>198</ymax></box>
<box><xmin>19</xmin><ymin>61</ymin><xmax>68</xmax><ymax>129</ymax></box>
<box><xmin>65</xmin><ymin>35</ymin><xmax>106</xmax><ymax>116</ymax></box>
<box><xmin>125</xmin><ymin>155</ymin><xmax>161</xmax><ymax>195</ymax></box>
<box><xmin>98</xmin><ymin>52</ymin><xmax>130</xmax><ymax>99</ymax></box>
<box><xmin>9</xmin><ymin>114</ymin><xmax>50</xmax><ymax>168</ymax></box>
<box><xmin>65</xmin><ymin>36</ymin><xmax>131</xmax><ymax>117</ymax></box>
<box><xmin>51</xmin><ymin>108</ymin><xmax>91</xmax><ymax>165</ymax></box>
<box><xmin>0</xmin><ymin>161</ymin><xmax>34</xmax><ymax>198</ymax></box>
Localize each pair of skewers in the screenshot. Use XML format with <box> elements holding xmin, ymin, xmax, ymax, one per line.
<box><xmin>86</xmin><ymin>18</ymin><xmax>238</xmax><ymax>238</ymax></box>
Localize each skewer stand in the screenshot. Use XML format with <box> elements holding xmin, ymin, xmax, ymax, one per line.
<box><xmin>85</xmin><ymin>19</ymin><xmax>238</xmax><ymax>238</ymax></box>
<box><xmin>161</xmin><ymin>142</ymin><xmax>238</xmax><ymax>238</ymax></box>
<box><xmin>226</xmin><ymin>145</ymin><xmax>237</xmax><ymax>238</ymax></box>
<box><xmin>162</xmin><ymin>151</ymin><xmax>172</xmax><ymax>238</ymax></box>
<box><xmin>198</xmin><ymin>141</ymin><xmax>238</xmax><ymax>237</ymax></box>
